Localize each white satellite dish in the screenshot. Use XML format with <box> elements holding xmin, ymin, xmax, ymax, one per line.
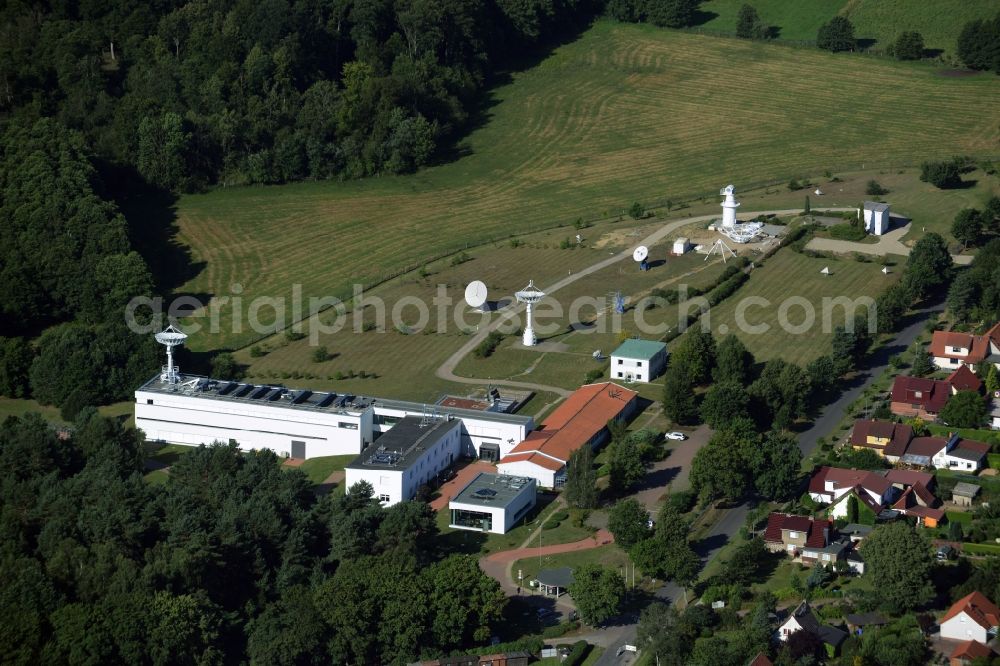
<box><xmin>633</xmin><ymin>246</ymin><xmax>649</xmax><ymax>262</ymax></box>
<box><xmin>821</xmin><ymin>266</ymin><xmax>831</xmax><ymax>275</ymax></box>
<box><xmin>464</xmin><ymin>280</ymin><xmax>488</xmax><ymax>309</ymax></box>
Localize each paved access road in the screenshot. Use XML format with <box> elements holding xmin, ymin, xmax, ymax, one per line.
<box><xmin>435</xmin><ymin>208</ymin><xmax>854</xmax><ymax>396</ymax></box>
<box><xmin>805</xmin><ymin>222</ymin><xmax>973</xmax><ymax>265</ymax></box>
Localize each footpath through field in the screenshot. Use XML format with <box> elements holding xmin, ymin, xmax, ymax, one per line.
<box><xmin>436</xmin><ymin>208</ymin><xmax>856</xmax><ymax>395</ymax></box>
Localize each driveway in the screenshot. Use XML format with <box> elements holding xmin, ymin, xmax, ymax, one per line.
<box><xmin>806</xmin><ymin>222</ymin><xmax>973</xmax><ymax>265</ymax></box>
<box><xmin>632</xmin><ymin>425</ymin><xmax>712</xmax><ymax>514</ymax></box>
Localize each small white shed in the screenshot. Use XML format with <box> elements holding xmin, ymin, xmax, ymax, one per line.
<box><xmin>672</xmin><ymin>237</ymin><xmax>692</xmax><ymax>255</ymax></box>
<box><xmin>863</xmin><ymin>202</ymin><xmax>891</xmax><ymax>235</ymax></box>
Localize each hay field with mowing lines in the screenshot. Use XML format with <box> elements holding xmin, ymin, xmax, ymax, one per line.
<box><xmin>175</xmin><ymin>21</ymin><xmax>1000</xmax><ymax>353</ymax></box>
<box><xmin>706</xmin><ymin>249</ymin><xmax>901</xmax><ymax>366</ymax></box>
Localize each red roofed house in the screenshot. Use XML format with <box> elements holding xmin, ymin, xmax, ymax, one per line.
<box><xmin>891</xmin><ymin>481</ymin><xmax>944</xmax><ymax>528</ymax></box>
<box><xmin>947</xmin><ymin>365</ymin><xmax>983</xmax><ymax>393</ymax></box>
<box><xmin>850</xmin><ymin>419</ymin><xmax>913</xmax><ymax>459</ymax></box>
<box><xmin>748</xmin><ymin>653</ymin><xmax>774</xmax><ymax>666</ymax></box>
<box><xmin>808</xmin><ymin>466</ymin><xmax>895</xmax><ymax>509</ymax></box>
<box><xmin>931</xmin><ymin>322</ymin><xmax>1000</xmax><ymax>373</ymax></box>
<box><xmin>940</xmin><ymin>591</ymin><xmax>1000</xmax><ymax>644</ymax></box>
<box><xmin>496</xmin><ymin>382</ymin><xmax>637</xmax><ymax>487</ymax></box>
<box><xmin>950</xmin><ymin>639</ymin><xmax>996</xmax><ymax>666</ymax></box>
<box><xmin>890</xmin><ymin>375</ymin><xmax>953</xmax><ymax>420</ymax></box>
<box><xmin>764</xmin><ymin>512</ymin><xmax>831</xmax><ymax>557</ymax></box>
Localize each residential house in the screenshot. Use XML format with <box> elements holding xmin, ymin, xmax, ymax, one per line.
<box><xmin>763</xmin><ymin>513</ymin><xmax>831</xmax><ymax>556</ymax></box>
<box><xmin>839</xmin><ymin>523</ymin><xmax>873</xmax><ymax>544</ymax></box>
<box><xmin>940</xmin><ymin>591</ymin><xmax>1000</xmax><ymax>644</ymax></box>
<box><xmin>496</xmin><ymin>382</ymin><xmax>637</xmax><ymax>487</ymax></box>
<box><xmin>777</xmin><ymin>601</ymin><xmax>848</xmax><ymax>656</ymax></box>
<box><xmin>809</xmin><ymin>467</ymin><xmax>944</xmax><ymax>526</ymax></box>
<box><xmin>930</xmin><ymin>322</ymin><xmax>1000</xmax><ymax>373</ymax></box>
<box><xmin>845</xmin><ymin>550</ymin><xmax>866</xmax><ymax>575</ymax></box>
<box><xmin>747</xmin><ymin>653</ymin><xmax>773</xmax><ymax>666</ymax></box>
<box><xmin>849</xmin><ymin>419</ymin><xmax>913</xmax><ymax>459</ymax></box>
<box><xmin>802</xmin><ymin>538</ymin><xmax>851</xmax><ymax>568</ymax></box>
<box><xmin>890</xmin><ymin>375</ymin><xmax>953</xmax><ymax>420</ymax></box>
<box><xmin>891</xmin><ymin>480</ymin><xmax>944</xmax><ymax>528</ymax></box>
<box><xmin>950</xmin><ymin>640</ymin><xmax>996</xmax><ymax>666</ymax></box>
<box><xmin>932</xmin><ymin>434</ymin><xmax>991</xmax><ymax>473</ymax></box>
<box><xmin>947</xmin><ymin>365</ymin><xmax>983</xmax><ymax>393</ymax></box>
<box><xmin>952</xmin><ymin>482</ymin><xmax>981</xmax><ymax>507</ymax></box>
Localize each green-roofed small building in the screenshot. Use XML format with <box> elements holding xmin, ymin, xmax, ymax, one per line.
<box><xmin>610</xmin><ymin>338</ymin><xmax>667</xmax><ymax>383</ymax></box>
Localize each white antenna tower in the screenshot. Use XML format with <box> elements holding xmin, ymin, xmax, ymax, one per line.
<box><xmin>154</xmin><ymin>325</ymin><xmax>188</xmax><ymax>384</ymax></box>
<box><xmin>515</xmin><ymin>280</ymin><xmax>546</xmax><ymax>347</ymax></box>
<box><xmin>704</xmin><ymin>238</ymin><xmax>738</xmax><ymax>263</ymax></box>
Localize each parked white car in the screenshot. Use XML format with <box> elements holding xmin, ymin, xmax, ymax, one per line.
<box><xmin>665</xmin><ymin>431</ymin><xmax>687</xmax><ymax>441</ymax></box>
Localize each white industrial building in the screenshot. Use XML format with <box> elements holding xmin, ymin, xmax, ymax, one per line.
<box><xmin>610</xmin><ymin>339</ymin><xmax>668</xmax><ymax>383</ymax></box>
<box><xmin>345</xmin><ymin>415</ymin><xmax>462</xmax><ymax>505</ymax></box>
<box><xmin>448</xmin><ymin>473</ymin><xmax>536</xmax><ymax>534</ymax></box>
<box><xmin>863</xmin><ymin>201</ymin><xmax>891</xmax><ymax>235</ymax></box>
<box><xmin>134</xmin><ymin>376</ymin><xmax>532</xmax><ymax>461</ymax></box>
<box><xmin>135</xmin><ymin>376</ymin><xmax>375</xmax><ymax>459</ymax></box>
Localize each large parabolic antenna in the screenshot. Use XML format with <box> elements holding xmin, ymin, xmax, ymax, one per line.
<box><xmin>633</xmin><ymin>245</ymin><xmax>649</xmax><ymax>271</ymax></box>
<box><xmin>464</xmin><ymin>280</ymin><xmax>489</xmax><ymax>310</ymax></box>
<box><xmin>515</xmin><ymin>280</ymin><xmax>546</xmax><ymax>347</ymax></box>
<box><xmin>155</xmin><ymin>324</ymin><xmax>187</xmax><ymax>384</ymax></box>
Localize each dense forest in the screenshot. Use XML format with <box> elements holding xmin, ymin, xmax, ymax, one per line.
<box><xmin>0</xmin><ymin>0</ymin><xmax>598</xmax><ymax>414</ymax></box>
<box><xmin>0</xmin><ymin>411</ymin><xmax>506</xmax><ymax>664</ymax></box>
<box><xmin>0</xmin><ymin>0</ymin><xmax>595</xmax><ymax>187</ymax></box>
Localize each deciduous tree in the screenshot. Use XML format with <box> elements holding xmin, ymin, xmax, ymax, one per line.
<box><xmin>862</xmin><ymin>522</ymin><xmax>933</xmax><ymax>613</ymax></box>
<box><xmin>567</xmin><ymin>564</ymin><xmax>624</xmax><ymax>626</ymax></box>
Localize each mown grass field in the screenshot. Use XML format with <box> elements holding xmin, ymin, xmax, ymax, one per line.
<box><xmin>707</xmin><ymin>248</ymin><xmax>902</xmax><ymax>366</ymax></box>
<box><xmin>696</xmin><ymin>0</ymin><xmax>841</xmax><ymax>41</ymax></box>
<box><xmin>174</xmin><ymin>21</ymin><xmax>1000</xmax><ymax>353</ymax></box>
<box><xmin>696</xmin><ymin>0</ymin><xmax>998</xmax><ymax>56</ymax></box>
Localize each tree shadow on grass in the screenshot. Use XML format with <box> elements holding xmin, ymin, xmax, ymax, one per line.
<box><xmin>689</xmin><ymin>10</ymin><xmax>719</xmax><ymax>27</ymax></box>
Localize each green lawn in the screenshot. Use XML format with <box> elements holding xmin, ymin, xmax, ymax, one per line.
<box><xmin>0</xmin><ymin>398</ymin><xmax>134</xmax><ymax>428</ymax></box>
<box><xmin>695</xmin><ymin>0</ymin><xmax>998</xmax><ymax>57</ymax></box>
<box><xmin>143</xmin><ymin>470</ymin><xmax>170</xmax><ymax>485</ymax></box>
<box><xmin>513</xmin><ymin>545</ymin><xmax>631</xmax><ymax>591</ymax></box>
<box><xmin>293</xmin><ymin>454</ymin><xmax>355</xmax><ymax>485</ymax></box>
<box><xmin>706</xmin><ymin>246</ymin><xmax>901</xmax><ymax>365</ymax></box>
<box><xmin>173</xmin><ymin>20</ymin><xmax>1000</xmax><ymax>354</ymax></box>
<box><xmin>926</xmin><ymin>424</ymin><xmax>999</xmax><ymax>445</ymax></box>
<box><xmin>435</xmin><ymin>493</ymin><xmax>597</xmax><ymax>556</ymax></box>
<box><xmin>696</xmin><ymin>0</ymin><xmax>842</xmax><ymax>41</ymax></box>
<box><xmin>963</xmin><ymin>542</ymin><xmax>1000</xmax><ymax>556</ymax></box>
<box><xmin>846</xmin><ymin>0</ymin><xmax>1000</xmax><ymax>58</ymax></box>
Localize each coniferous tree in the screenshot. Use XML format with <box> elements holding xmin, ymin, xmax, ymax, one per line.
<box><xmin>564</xmin><ymin>445</ymin><xmax>598</xmax><ymax>509</ymax></box>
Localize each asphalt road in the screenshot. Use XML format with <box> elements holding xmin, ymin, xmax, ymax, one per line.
<box><xmin>592</xmin><ymin>300</ymin><xmax>943</xmax><ymax>665</ymax></box>
<box><xmin>796</xmin><ymin>299</ymin><xmax>945</xmax><ymax>459</ymax></box>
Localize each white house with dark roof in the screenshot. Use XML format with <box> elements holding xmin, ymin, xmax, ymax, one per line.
<box><xmin>862</xmin><ymin>201</ymin><xmax>890</xmax><ymax>235</ymax></box>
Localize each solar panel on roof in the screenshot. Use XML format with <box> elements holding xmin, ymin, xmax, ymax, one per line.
<box><xmin>234</xmin><ymin>384</ymin><xmax>254</xmax><ymax>398</ymax></box>
<box><xmin>218</xmin><ymin>382</ymin><xmax>238</xmax><ymax>395</ymax></box>
<box><xmin>250</xmin><ymin>386</ymin><xmax>273</xmax><ymax>399</ymax></box>
<box><xmin>474</xmin><ymin>488</ymin><xmax>498</xmax><ymax>498</ymax></box>
<box><xmin>316</xmin><ymin>393</ymin><xmax>337</xmax><ymax>408</ymax></box>
<box><xmin>291</xmin><ymin>390</ymin><xmax>312</xmax><ymax>404</ymax></box>
<box><xmin>266</xmin><ymin>388</ymin><xmax>285</xmax><ymax>401</ymax></box>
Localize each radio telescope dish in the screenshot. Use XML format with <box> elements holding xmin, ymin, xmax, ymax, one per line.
<box><xmin>632</xmin><ymin>246</ymin><xmax>649</xmax><ymax>262</ymax></box>
<box><xmin>154</xmin><ymin>325</ymin><xmax>187</xmax><ymax>384</ymax></box>
<box><xmin>464</xmin><ymin>280</ymin><xmax>488</xmax><ymax>308</ymax></box>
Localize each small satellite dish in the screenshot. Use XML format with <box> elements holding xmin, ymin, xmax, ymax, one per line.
<box><xmin>464</xmin><ymin>280</ymin><xmax>488</xmax><ymax>309</ymax></box>
<box><xmin>632</xmin><ymin>246</ymin><xmax>649</xmax><ymax>262</ymax></box>
<box><xmin>881</xmin><ymin>266</ymin><xmax>890</xmax><ymax>274</ymax></box>
<box><xmin>821</xmin><ymin>266</ymin><xmax>831</xmax><ymax>275</ymax></box>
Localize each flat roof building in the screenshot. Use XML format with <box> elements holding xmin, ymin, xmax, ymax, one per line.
<box><xmin>346</xmin><ymin>415</ymin><xmax>463</xmax><ymax>505</ymax></box>
<box><xmin>449</xmin><ymin>472</ymin><xmax>536</xmax><ymax>534</ymax></box>
<box><xmin>134</xmin><ymin>374</ymin><xmax>532</xmax><ymax>461</ymax></box>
